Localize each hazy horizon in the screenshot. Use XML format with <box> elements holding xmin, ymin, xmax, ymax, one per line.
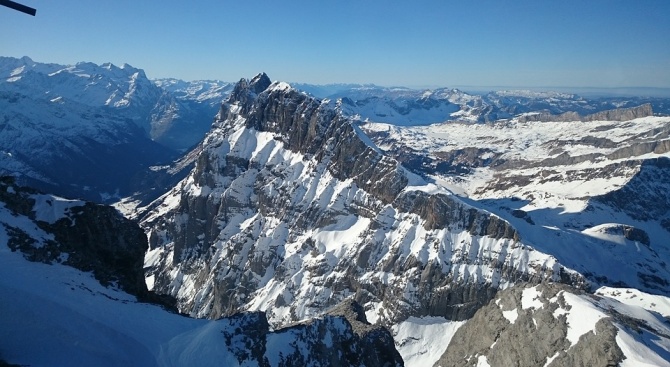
<box><xmin>3</xmin><ymin>0</ymin><xmax>669</xmax><ymax>90</ymax></box>
<box><xmin>6</xmin><ymin>54</ymin><xmax>670</xmax><ymax>98</ymax></box>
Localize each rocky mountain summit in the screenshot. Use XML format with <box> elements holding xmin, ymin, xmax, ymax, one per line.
<box><xmin>138</xmin><ymin>74</ymin><xmax>585</xmax><ymax>328</ymax></box>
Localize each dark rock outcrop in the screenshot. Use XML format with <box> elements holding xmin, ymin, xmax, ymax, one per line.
<box><xmin>594</xmin><ymin>157</ymin><xmax>670</xmax><ymax>223</ymax></box>
<box><xmin>0</xmin><ymin>176</ymin><xmax>172</xmax><ymax>307</ymax></box>
<box><xmin>216</xmin><ymin>300</ymin><xmax>403</xmax><ymax>367</ymax></box>
<box><xmin>269</xmin><ymin>300</ymin><xmax>404</xmax><ymax>367</ymax></box>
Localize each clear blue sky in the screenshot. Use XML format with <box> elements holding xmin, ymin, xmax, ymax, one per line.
<box><xmin>2</xmin><ymin>0</ymin><xmax>669</xmax><ymax>88</ymax></box>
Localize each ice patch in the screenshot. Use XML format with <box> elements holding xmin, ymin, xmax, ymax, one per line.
<box><xmin>561</xmin><ymin>292</ymin><xmax>606</xmax><ymax>347</ymax></box>
<box><xmin>501</xmin><ymin>308</ymin><xmax>518</xmax><ymax>324</ymax></box>
<box><xmin>476</xmin><ymin>355</ymin><xmax>491</xmax><ymax>367</ymax></box>
<box><xmin>392</xmin><ymin>316</ymin><xmax>464</xmax><ymax>367</ymax></box>
<box><xmin>31</xmin><ymin>194</ymin><xmax>84</xmax><ymax>224</ymax></box>
<box><xmin>521</xmin><ymin>286</ymin><xmax>544</xmax><ymax>310</ymax></box>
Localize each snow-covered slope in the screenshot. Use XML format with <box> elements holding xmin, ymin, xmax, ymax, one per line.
<box><xmin>0</xmin><ymin>178</ymin><xmax>402</xmax><ymax>366</ymax></box>
<box><xmin>0</xmin><ymin>256</ymin><xmax>401</xmax><ymax>367</ymax></box>
<box><xmin>362</xmin><ymin>116</ymin><xmax>670</xmax><ymax>296</ymax></box>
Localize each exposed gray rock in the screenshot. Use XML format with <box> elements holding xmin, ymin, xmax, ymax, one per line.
<box><xmin>584</xmin><ymin>103</ymin><xmax>653</xmax><ymax>122</ymax></box>
<box><xmin>393</xmin><ymin>191</ymin><xmax>519</xmax><ymax>238</ymax></box>
<box><xmin>434</xmin><ymin>283</ymin><xmax>628</xmax><ymax>367</ymax></box>
<box><xmin>240</xmin><ymin>77</ymin><xmax>408</xmax><ymax>204</ymax></box>
<box><xmin>548</xmin><ymin>319</ymin><xmax>623</xmax><ymax>367</ymax></box>
<box><xmin>269</xmin><ymin>299</ymin><xmax>404</xmax><ymax>367</ymax></box>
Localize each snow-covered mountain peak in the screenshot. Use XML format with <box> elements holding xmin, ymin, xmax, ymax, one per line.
<box><xmin>0</xmin><ymin>57</ymin><xmax>158</xmax><ymax>110</ymax></box>
<box><xmin>248</xmin><ymin>72</ymin><xmax>272</xmax><ymax>93</ymax></box>
<box><xmin>100</xmin><ymin>61</ymin><xmax>116</xmax><ymax>70</ymax></box>
<box><xmin>120</xmin><ymin>62</ymin><xmax>138</xmax><ymax>71</ymax></box>
<box><xmin>0</xmin><ymin>56</ymin><xmax>60</xmax><ymax>81</ymax></box>
<box><xmin>138</xmin><ymin>73</ymin><xmax>587</xmax><ymax>335</ymax></box>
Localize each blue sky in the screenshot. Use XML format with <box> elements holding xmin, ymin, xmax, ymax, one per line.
<box><xmin>2</xmin><ymin>0</ymin><xmax>669</xmax><ymax>88</ymax></box>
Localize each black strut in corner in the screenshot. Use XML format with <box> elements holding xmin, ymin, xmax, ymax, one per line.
<box><xmin>0</xmin><ymin>0</ymin><xmax>37</xmax><ymax>16</ymax></box>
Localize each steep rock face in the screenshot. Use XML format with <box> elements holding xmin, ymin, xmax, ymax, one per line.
<box><xmin>594</xmin><ymin>157</ymin><xmax>670</xmax><ymax>222</ymax></box>
<box><xmin>584</xmin><ymin>103</ymin><xmax>653</xmax><ymax>121</ymax></box>
<box><xmin>0</xmin><ymin>176</ymin><xmax>150</xmax><ymax>298</ymax></box>
<box><xmin>435</xmin><ymin>282</ymin><xmax>670</xmax><ymax>367</ymax></box>
<box><xmin>141</xmin><ymin>75</ymin><xmax>582</xmax><ymax>327</ymax></box>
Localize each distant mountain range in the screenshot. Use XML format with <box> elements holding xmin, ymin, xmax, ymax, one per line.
<box><xmin>0</xmin><ymin>56</ymin><xmax>231</xmax><ymax>202</ymax></box>
<box><xmin>2</xmin><ymin>56</ymin><xmax>667</xmax><ymax>204</ymax></box>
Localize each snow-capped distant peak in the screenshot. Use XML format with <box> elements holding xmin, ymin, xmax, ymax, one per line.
<box><xmin>493</xmin><ymin>89</ymin><xmax>575</xmax><ymax>99</ymax></box>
